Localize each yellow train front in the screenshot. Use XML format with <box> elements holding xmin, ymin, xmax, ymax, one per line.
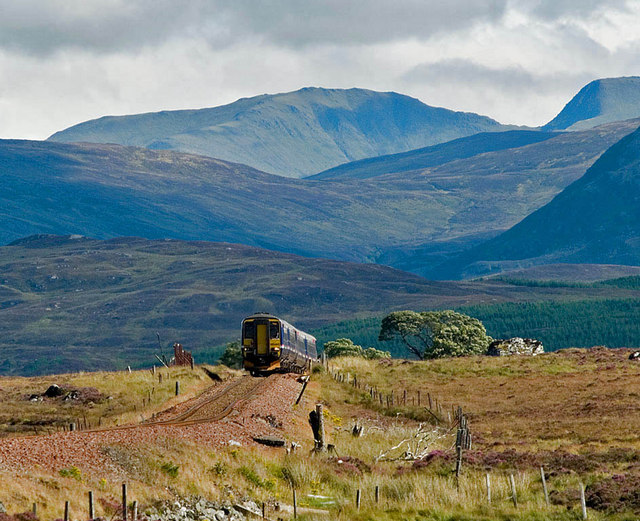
<box><xmin>241</xmin><ymin>313</ymin><xmax>317</xmax><ymax>375</ymax></box>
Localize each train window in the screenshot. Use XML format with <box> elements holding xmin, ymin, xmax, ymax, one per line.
<box><xmin>244</xmin><ymin>322</ymin><xmax>255</xmax><ymax>337</ymax></box>
<box><xmin>270</xmin><ymin>322</ymin><xmax>280</xmax><ymax>338</ymax></box>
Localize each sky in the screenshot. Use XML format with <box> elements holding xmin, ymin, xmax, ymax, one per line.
<box><xmin>1</xmin><ymin>0</ymin><xmax>639</xmax><ymax>139</ymax></box>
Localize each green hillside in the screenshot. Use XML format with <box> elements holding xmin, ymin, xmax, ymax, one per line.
<box><xmin>544</xmin><ymin>77</ymin><xmax>640</xmax><ymax>131</ymax></box>
<box><xmin>435</xmin><ymin>123</ymin><xmax>640</xmax><ymax>279</ymax></box>
<box><xmin>3</xmin><ymin>236</ymin><xmax>640</xmax><ymax>376</ymax></box>
<box><xmin>48</xmin><ymin>87</ymin><xmax>505</xmax><ymax>178</ymax></box>
<box><xmin>4</xmin><ymin>120</ymin><xmax>637</xmax><ymax>275</ymax></box>
<box><xmin>309</xmin><ymin>129</ymin><xmax>555</xmax><ymax>180</ymax></box>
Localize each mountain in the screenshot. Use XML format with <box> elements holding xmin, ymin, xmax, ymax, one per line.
<box><xmin>47</xmin><ymin>87</ymin><xmax>506</xmax><ymax>178</ymax></box>
<box><xmin>544</xmin><ymin>77</ymin><xmax>640</xmax><ymax>131</ymax></box>
<box><xmin>2</xmin><ymin>120</ymin><xmax>638</xmax><ymax>271</ymax></box>
<box><xmin>372</xmin><ymin>118</ymin><xmax>640</xmax><ymax>272</ymax></box>
<box><xmin>3</xmin><ymin>235</ymin><xmax>639</xmax><ymax>376</ymax></box>
<box><xmin>434</xmin><ymin>125</ymin><xmax>640</xmax><ymax>279</ymax></box>
<box><xmin>309</xmin><ymin>130</ymin><xmax>555</xmax><ymax>180</ymax></box>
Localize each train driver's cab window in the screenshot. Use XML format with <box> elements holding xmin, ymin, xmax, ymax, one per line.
<box><xmin>244</xmin><ymin>322</ymin><xmax>255</xmax><ymax>337</ymax></box>
<box><xmin>270</xmin><ymin>322</ymin><xmax>280</xmax><ymax>339</ymax></box>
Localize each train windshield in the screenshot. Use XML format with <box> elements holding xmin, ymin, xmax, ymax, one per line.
<box><xmin>270</xmin><ymin>322</ymin><xmax>280</xmax><ymax>339</ymax></box>
<box><xmin>244</xmin><ymin>322</ymin><xmax>255</xmax><ymax>338</ymax></box>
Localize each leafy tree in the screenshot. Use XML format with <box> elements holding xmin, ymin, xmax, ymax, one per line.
<box><xmin>378</xmin><ymin>310</ymin><xmax>490</xmax><ymax>359</ymax></box>
<box><xmin>362</xmin><ymin>347</ymin><xmax>391</xmax><ymax>360</ymax></box>
<box><xmin>219</xmin><ymin>340</ymin><xmax>242</xmax><ymax>369</ymax></box>
<box><xmin>323</xmin><ymin>338</ymin><xmax>363</xmax><ymax>358</ymax></box>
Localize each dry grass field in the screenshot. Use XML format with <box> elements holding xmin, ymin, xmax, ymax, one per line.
<box><xmin>1</xmin><ymin>349</ymin><xmax>640</xmax><ymax>520</ymax></box>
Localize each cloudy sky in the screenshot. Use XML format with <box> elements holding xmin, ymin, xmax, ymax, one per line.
<box><xmin>1</xmin><ymin>0</ymin><xmax>639</xmax><ymax>139</ymax></box>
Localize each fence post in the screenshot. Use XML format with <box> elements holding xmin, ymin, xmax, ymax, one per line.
<box><xmin>64</xmin><ymin>501</ymin><xmax>69</xmax><ymax>521</ymax></box>
<box><xmin>133</xmin><ymin>500</ymin><xmax>138</xmax><ymax>521</ymax></box>
<box><xmin>375</xmin><ymin>485</ymin><xmax>380</xmax><ymax>504</ymax></box>
<box><xmin>486</xmin><ymin>473</ymin><xmax>491</xmax><ymax>505</ymax></box>
<box><xmin>122</xmin><ymin>483</ymin><xmax>128</xmax><ymax>521</ymax></box>
<box><xmin>356</xmin><ymin>489</ymin><xmax>361</xmax><ymax>510</ymax></box>
<box><xmin>32</xmin><ymin>503</ymin><xmax>37</xmax><ymax>518</ymax></box>
<box><xmin>89</xmin><ymin>491</ymin><xmax>94</xmax><ymax>519</ymax></box>
<box><xmin>540</xmin><ymin>467</ymin><xmax>550</xmax><ymax>506</ymax></box>
<box><xmin>580</xmin><ymin>483</ymin><xmax>587</xmax><ymax>520</ymax></box>
<box><xmin>175</xmin><ymin>381</ymin><xmax>180</xmax><ymax>396</ymax></box>
<box><xmin>509</xmin><ymin>474</ymin><xmax>518</xmax><ymax>508</ymax></box>
<box><xmin>293</xmin><ymin>487</ymin><xmax>297</xmax><ymax>519</ymax></box>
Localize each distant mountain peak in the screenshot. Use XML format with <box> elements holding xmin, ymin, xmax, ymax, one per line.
<box><xmin>544</xmin><ymin>76</ymin><xmax>640</xmax><ymax>131</ymax></box>
<box><xmin>48</xmin><ymin>86</ymin><xmax>505</xmax><ymax>178</ymax></box>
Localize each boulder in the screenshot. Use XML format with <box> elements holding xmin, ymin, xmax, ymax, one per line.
<box><xmin>44</xmin><ymin>384</ymin><xmax>64</xmax><ymax>397</ymax></box>
<box><xmin>487</xmin><ymin>337</ymin><xmax>544</xmax><ymax>356</ymax></box>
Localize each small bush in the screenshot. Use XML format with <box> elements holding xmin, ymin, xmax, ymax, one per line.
<box><xmin>219</xmin><ymin>341</ymin><xmax>242</xmax><ymax>369</ymax></box>
<box><xmin>58</xmin><ymin>466</ymin><xmax>82</xmax><ymax>481</ymax></box>
<box><xmin>160</xmin><ymin>461</ymin><xmax>179</xmax><ymax>478</ymax></box>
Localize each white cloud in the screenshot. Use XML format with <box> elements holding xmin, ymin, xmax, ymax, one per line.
<box><xmin>0</xmin><ymin>0</ymin><xmax>638</xmax><ymax>138</ymax></box>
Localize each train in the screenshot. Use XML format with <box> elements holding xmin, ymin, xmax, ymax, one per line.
<box><xmin>241</xmin><ymin>313</ymin><xmax>317</xmax><ymax>375</ymax></box>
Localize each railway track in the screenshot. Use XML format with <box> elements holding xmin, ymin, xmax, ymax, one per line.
<box><xmin>146</xmin><ymin>375</ymin><xmax>268</xmax><ymax>427</ymax></box>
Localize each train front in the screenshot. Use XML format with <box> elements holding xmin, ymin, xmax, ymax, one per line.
<box><xmin>241</xmin><ymin>313</ymin><xmax>282</xmax><ymax>375</ymax></box>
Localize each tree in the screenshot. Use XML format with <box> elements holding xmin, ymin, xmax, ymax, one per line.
<box><xmin>378</xmin><ymin>310</ymin><xmax>490</xmax><ymax>359</ymax></box>
<box><xmin>219</xmin><ymin>340</ymin><xmax>242</xmax><ymax>369</ymax></box>
<box><xmin>323</xmin><ymin>338</ymin><xmax>363</xmax><ymax>358</ymax></box>
<box><xmin>362</xmin><ymin>347</ymin><xmax>391</xmax><ymax>360</ymax></box>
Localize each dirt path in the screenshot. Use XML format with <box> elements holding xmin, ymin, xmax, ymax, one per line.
<box><xmin>0</xmin><ymin>373</ymin><xmax>301</xmax><ymax>476</ymax></box>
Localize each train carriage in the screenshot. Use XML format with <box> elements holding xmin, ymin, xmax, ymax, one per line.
<box><xmin>241</xmin><ymin>313</ymin><xmax>316</xmax><ymax>375</ymax></box>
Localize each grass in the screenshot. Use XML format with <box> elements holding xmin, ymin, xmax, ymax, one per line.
<box><xmin>0</xmin><ymin>364</ymin><xmax>235</xmax><ymax>437</ymax></box>
<box><xmin>2</xmin><ymin>350</ymin><xmax>640</xmax><ymax>519</ymax></box>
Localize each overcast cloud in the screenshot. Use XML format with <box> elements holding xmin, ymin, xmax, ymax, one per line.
<box><xmin>0</xmin><ymin>0</ymin><xmax>638</xmax><ymax>139</ymax></box>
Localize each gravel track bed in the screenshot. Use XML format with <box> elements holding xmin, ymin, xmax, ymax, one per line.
<box><xmin>0</xmin><ymin>374</ymin><xmax>301</xmax><ymax>476</ymax></box>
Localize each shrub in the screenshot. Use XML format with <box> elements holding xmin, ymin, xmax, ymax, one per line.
<box><xmin>219</xmin><ymin>341</ymin><xmax>242</xmax><ymax>369</ymax></box>
<box><xmin>58</xmin><ymin>466</ymin><xmax>82</xmax><ymax>481</ymax></box>
<box><xmin>323</xmin><ymin>338</ymin><xmax>390</xmax><ymax>360</ymax></box>
<box><xmin>160</xmin><ymin>461</ymin><xmax>179</xmax><ymax>478</ymax></box>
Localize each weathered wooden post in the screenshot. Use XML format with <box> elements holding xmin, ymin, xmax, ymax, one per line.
<box><xmin>540</xmin><ymin>467</ymin><xmax>550</xmax><ymax>506</ymax></box>
<box><xmin>132</xmin><ymin>500</ymin><xmax>138</xmax><ymax>521</ymax></box>
<box><xmin>509</xmin><ymin>474</ymin><xmax>518</xmax><ymax>508</ymax></box>
<box><xmin>262</xmin><ymin>502</ymin><xmax>266</xmax><ymax>520</ymax></box>
<box><xmin>356</xmin><ymin>489</ymin><xmax>361</xmax><ymax>510</ymax></box>
<box><xmin>486</xmin><ymin>473</ymin><xmax>491</xmax><ymax>505</ymax></box>
<box><xmin>455</xmin><ymin>445</ymin><xmax>463</xmax><ymax>488</ymax></box>
<box><xmin>316</xmin><ymin>403</ymin><xmax>325</xmax><ymax>451</ymax></box>
<box><xmin>175</xmin><ymin>381</ymin><xmax>180</xmax><ymax>396</ymax></box>
<box><xmin>89</xmin><ymin>491</ymin><xmax>94</xmax><ymax>519</ymax></box>
<box><xmin>293</xmin><ymin>487</ymin><xmax>297</xmax><ymax>519</ymax></box>
<box><xmin>122</xmin><ymin>483</ymin><xmax>128</xmax><ymax>521</ymax></box>
<box><xmin>375</xmin><ymin>485</ymin><xmax>380</xmax><ymax>504</ymax></box>
<box><xmin>580</xmin><ymin>483</ymin><xmax>587</xmax><ymax>520</ymax></box>
<box><xmin>417</xmin><ymin>390</ymin><xmax>421</xmax><ymax>406</ymax></box>
<box><xmin>64</xmin><ymin>501</ymin><xmax>69</xmax><ymax>521</ymax></box>
<box><xmin>32</xmin><ymin>503</ymin><xmax>37</xmax><ymax>518</ymax></box>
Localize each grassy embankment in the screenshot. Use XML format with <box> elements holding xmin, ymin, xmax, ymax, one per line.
<box><xmin>2</xmin><ymin>350</ymin><xmax>640</xmax><ymax>520</ymax></box>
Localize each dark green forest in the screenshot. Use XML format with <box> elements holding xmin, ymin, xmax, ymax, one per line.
<box><xmin>312</xmin><ymin>294</ymin><xmax>640</xmax><ymax>357</ymax></box>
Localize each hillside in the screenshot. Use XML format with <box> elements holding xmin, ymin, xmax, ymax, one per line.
<box><xmin>434</xmin><ymin>125</ymin><xmax>640</xmax><ymax>279</ymax></box>
<box><xmin>4</xmin><ymin>235</ymin><xmax>640</xmax><ymax>376</ymax></box>
<box><xmin>374</xmin><ymin>118</ymin><xmax>640</xmax><ymax>273</ymax></box>
<box><xmin>48</xmin><ymin>87</ymin><xmax>505</xmax><ymax>178</ymax></box>
<box><xmin>544</xmin><ymin>76</ymin><xmax>640</xmax><ymax>131</ymax></box>
<box><xmin>5</xmin><ymin>121</ymin><xmax>638</xmax><ymax>274</ymax></box>
<box><xmin>309</xmin><ymin>129</ymin><xmax>555</xmax><ymax>180</ymax></box>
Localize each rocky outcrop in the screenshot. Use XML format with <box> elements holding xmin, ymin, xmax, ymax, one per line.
<box><xmin>487</xmin><ymin>338</ymin><xmax>544</xmax><ymax>356</ymax></box>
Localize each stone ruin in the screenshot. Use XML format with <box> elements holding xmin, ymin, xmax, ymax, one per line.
<box><xmin>487</xmin><ymin>337</ymin><xmax>544</xmax><ymax>356</ymax></box>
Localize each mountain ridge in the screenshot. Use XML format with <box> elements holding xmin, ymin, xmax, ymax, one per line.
<box><xmin>47</xmin><ymin>87</ymin><xmax>506</xmax><ymax>178</ymax></box>
<box><xmin>544</xmin><ymin>76</ymin><xmax>640</xmax><ymax>131</ymax></box>
<box><xmin>432</xmin><ymin>123</ymin><xmax>640</xmax><ymax>279</ymax></box>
